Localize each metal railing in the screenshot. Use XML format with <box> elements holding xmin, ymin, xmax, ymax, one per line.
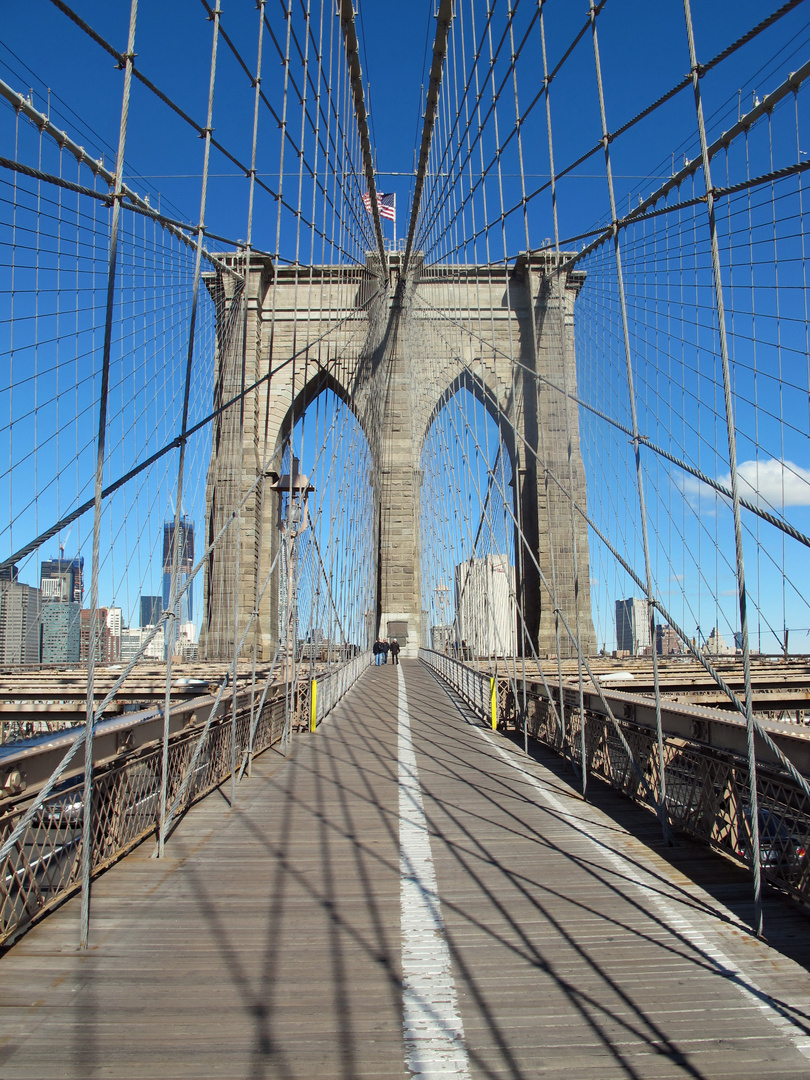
<box><xmin>421</xmin><ymin>650</ymin><xmax>810</xmax><ymax>909</ymax></box>
<box><xmin>0</xmin><ymin>651</ymin><xmax>370</xmax><ymax>945</ymax></box>
<box><xmin>420</xmin><ymin>649</ymin><xmax>494</xmax><ymax>721</ymax></box>
<box><xmin>0</xmin><ymin>685</ymin><xmax>285</xmax><ymax>945</ymax></box>
<box><xmin>305</xmin><ymin>650</ymin><xmax>372</xmax><ymax>730</ymax></box>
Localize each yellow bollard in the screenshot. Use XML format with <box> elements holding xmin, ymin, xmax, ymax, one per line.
<box><xmin>310</xmin><ymin>679</ymin><xmax>317</xmax><ymax>732</ymax></box>
<box><xmin>490</xmin><ymin>677</ymin><xmax>497</xmax><ymax>730</ymax></box>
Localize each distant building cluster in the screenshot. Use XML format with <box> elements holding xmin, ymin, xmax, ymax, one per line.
<box><xmin>703</xmin><ymin>626</ymin><xmax>734</xmax><ymax>656</ymax></box>
<box><xmin>615</xmin><ymin>596</ymin><xmax>686</xmax><ymax>657</ymax></box>
<box><xmin>0</xmin><ymin>519</ymin><xmax>198</xmax><ymax>668</ymax></box>
<box><xmin>614</xmin><ymin>597</ymin><xmax>745</xmax><ymax>658</ymax></box>
<box><xmin>656</xmin><ymin>623</ymin><xmax>682</xmax><ymax>656</ymax></box>
<box><xmin>431</xmin><ymin>624</ymin><xmax>454</xmax><ymax>654</ymax></box>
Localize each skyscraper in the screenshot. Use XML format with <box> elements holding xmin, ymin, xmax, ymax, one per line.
<box><xmin>615</xmin><ymin>597</ymin><xmax>651</xmax><ymax>655</ymax></box>
<box><xmin>0</xmin><ymin>582</ymin><xmax>41</xmax><ymax>664</ymax></box>
<box><xmin>455</xmin><ymin>555</ymin><xmax>517</xmax><ymax>657</ymax></box>
<box><xmin>41</xmin><ymin>601</ymin><xmax>81</xmax><ymax>664</ymax></box>
<box><xmin>40</xmin><ymin>556</ymin><xmax>84</xmax><ymax>604</ymax></box>
<box><xmin>656</xmin><ymin>624</ymin><xmax>682</xmax><ymax>656</ymax></box>
<box><xmin>162</xmin><ymin>518</ymin><xmax>194</xmax><ymax>623</ymax></box>
<box><xmin>79</xmin><ymin>608</ymin><xmax>114</xmax><ymax>664</ymax></box>
<box><xmin>106</xmin><ymin>607</ymin><xmax>122</xmax><ymax>662</ymax></box>
<box><xmin>140</xmin><ymin>595</ymin><xmax>162</xmax><ymax>628</ymax></box>
<box><xmin>163</xmin><ymin>518</ymin><xmax>194</xmax><ymax>658</ymax></box>
<box><xmin>40</xmin><ymin>556</ymin><xmax>84</xmax><ymax>664</ymax></box>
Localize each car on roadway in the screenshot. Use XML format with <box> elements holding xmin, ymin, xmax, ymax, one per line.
<box><xmin>736</xmin><ymin>806</ymin><xmax>808</xmax><ymax>882</ymax></box>
<box><xmin>33</xmin><ymin>776</ymin><xmax>84</xmax><ymax>829</ymax></box>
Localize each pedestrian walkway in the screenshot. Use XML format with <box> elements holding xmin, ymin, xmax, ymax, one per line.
<box><xmin>2</xmin><ymin>659</ymin><xmax>810</xmax><ymax>1079</ymax></box>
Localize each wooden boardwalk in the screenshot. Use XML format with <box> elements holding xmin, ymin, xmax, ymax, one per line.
<box><xmin>2</xmin><ymin>658</ymin><xmax>810</xmax><ymax>1079</ymax></box>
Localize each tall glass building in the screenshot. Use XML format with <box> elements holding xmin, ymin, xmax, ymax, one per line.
<box><xmin>162</xmin><ymin>518</ymin><xmax>194</xmax><ymax>656</ymax></box>
<box><xmin>162</xmin><ymin>518</ymin><xmax>194</xmax><ymax>622</ymax></box>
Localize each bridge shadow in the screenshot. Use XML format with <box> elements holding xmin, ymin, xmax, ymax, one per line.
<box><xmin>17</xmin><ymin>662</ymin><xmax>809</xmax><ymax>1079</ymax></box>
<box><xmin>503</xmin><ymin>724</ymin><xmax>810</xmax><ymax>968</ymax></box>
<box><xmin>169</xmin><ymin>663</ymin><xmax>810</xmax><ymax>1080</ymax></box>
<box><xmin>412</xmin><ymin>663</ymin><xmax>810</xmax><ymax>1076</ymax></box>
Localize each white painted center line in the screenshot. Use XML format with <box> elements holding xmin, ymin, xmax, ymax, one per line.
<box><xmin>398</xmin><ymin>665</ymin><xmax>471</xmax><ymax>1079</ymax></box>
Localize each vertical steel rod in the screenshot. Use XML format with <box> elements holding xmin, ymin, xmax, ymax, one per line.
<box><xmin>158</xmin><ymin>0</ymin><xmax>223</xmax><ymax>855</ymax></box>
<box><xmin>682</xmin><ymin>0</ymin><xmax>763</xmax><ymax>935</ymax></box>
<box><xmin>246</xmin><ymin>0</ymin><xmax>268</xmax><ymax>779</ymax></box>
<box><xmin>535</xmin><ymin>1</ymin><xmax>587</xmax><ymax>796</ymax></box>
<box><xmin>589</xmin><ymin>0</ymin><xmax>672</xmax><ymax>843</ymax></box>
<box><xmin>80</xmin><ymin>0</ymin><xmax>139</xmax><ymax>949</ymax></box>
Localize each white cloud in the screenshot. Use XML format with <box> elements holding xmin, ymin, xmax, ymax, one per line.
<box><xmin>677</xmin><ymin>474</ymin><xmax>701</xmax><ymax>498</ymax></box>
<box><xmin>674</xmin><ymin>471</ymin><xmax>717</xmax><ymax>515</ymax></box>
<box><xmin>717</xmin><ymin>459</ymin><xmax>810</xmax><ymax>508</ymax></box>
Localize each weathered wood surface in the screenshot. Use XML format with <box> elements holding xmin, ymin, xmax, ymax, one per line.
<box><xmin>1</xmin><ymin>658</ymin><xmax>810</xmax><ymax>1078</ymax></box>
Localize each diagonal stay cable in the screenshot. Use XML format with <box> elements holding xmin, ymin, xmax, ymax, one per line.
<box><xmin>409</xmin><ymin>288</ymin><xmax>810</xmax><ymax>552</ymax></box>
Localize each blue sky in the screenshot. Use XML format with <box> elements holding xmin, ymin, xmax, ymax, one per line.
<box><xmin>5</xmin><ymin>1</ymin><xmax>806</xmax><ymax>247</ymax></box>
<box><xmin>2</xmin><ymin>1</ymin><xmax>810</xmax><ymax>651</ymax></box>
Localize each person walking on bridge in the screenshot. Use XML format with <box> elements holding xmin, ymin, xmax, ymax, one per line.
<box><xmin>390</xmin><ymin>638</ymin><xmax>400</xmax><ymax>665</ymax></box>
<box><xmin>373</xmin><ymin>638</ymin><xmax>384</xmax><ymax>666</ymax></box>
<box><xmin>381</xmin><ymin>638</ymin><xmax>390</xmax><ymax>664</ymax></box>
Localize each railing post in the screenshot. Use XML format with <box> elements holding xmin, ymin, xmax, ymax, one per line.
<box><xmin>490</xmin><ymin>677</ymin><xmax>497</xmax><ymax>731</ymax></box>
<box><xmin>310</xmin><ymin>679</ymin><xmax>317</xmax><ymax>732</ymax></box>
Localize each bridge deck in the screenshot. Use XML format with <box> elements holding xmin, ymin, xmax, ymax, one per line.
<box><xmin>2</xmin><ymin>659</ymin><xmax>810</xmax><ymax>1079</ymax></box>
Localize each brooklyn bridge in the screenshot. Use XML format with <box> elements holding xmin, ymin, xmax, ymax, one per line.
<box><xmin>2</xmin><ymin>1</ymin><xmax>810</xmax><ymax>1076</ymax></box>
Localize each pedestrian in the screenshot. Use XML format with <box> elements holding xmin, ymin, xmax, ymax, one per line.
<box><xmin>381</xmin><ymin>638</ymin><xmax>390</xmax><ymax>664</ymax></box>
<box><xmin>373</xmin><ymin>638</ymin><xmax>384</xmax><ymax>666</ymax></box>
<box><xmin>390</xmin><ymin>638</ymin><xmax>400</xmax><ymax>665</ymax></box>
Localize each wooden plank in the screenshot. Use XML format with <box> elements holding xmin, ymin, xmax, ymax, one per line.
<box><xmin>0</xmin><ymin>659</ymin><xmax>809</xmax><ymax>1078</ymax></box>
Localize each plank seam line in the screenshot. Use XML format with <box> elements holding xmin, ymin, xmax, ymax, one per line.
<box><xmin>473</xmin><ymin>725</ymin><xmax>810</xmax><ymax>1062</ymax></box>
<box><xmin>398</xmin><ymin>665</ymin><xmax>472</xmax><ymax>1079</ymax></box>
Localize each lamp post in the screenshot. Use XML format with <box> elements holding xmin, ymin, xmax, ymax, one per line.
<box><xmin>269</xmin><ymin>458</ymin><xmax>314</xmax><ymax>751</ymax></box>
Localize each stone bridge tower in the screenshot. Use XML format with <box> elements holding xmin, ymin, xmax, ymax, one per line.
<box><xmin>200</xmin><ymin>251</ymin><xmax>595</xmax><ymax>661</ymax></box>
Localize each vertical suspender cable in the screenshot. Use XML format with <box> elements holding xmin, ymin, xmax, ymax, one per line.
<box><xmin>506</xmin><ymin>0</ymin><xmax>569</xmax><ymax>761</ymax></box>
<box><xmin>247</xmin><ymin>0</ymin><xmax>267</xmax><ymax>778</ymax></box>
<box><xmin>589</xmin><ymin>0</ymin><xmax>672</xmax><ymax>842</ymax></box>
<box><xmin>231</xmin><ymin>0</ymin><xmax>271</xmax><ymax>802</ymax></box>
<box><xmin>537</xmin><ymin>3</ymin><xmax>571</xmax><ymax>772</ymax></box>
<box><xmin>81</xmin><ymin>0</ymin><xmax>139</xmax><ymax>949</ymax></box>
<box><xmin>682</xmin><ymin>0</ymin><xmax>763</xmax><ymax>937</ymax></box>
<box><xmin>159</xmin><ymin>0</ymin><xmax>224</xmax><ymax>855</ymax></box>
<box><xmin>533</xmin><ymin>1</ymin><xmax>588</xmax><ymax>794</ymax></box>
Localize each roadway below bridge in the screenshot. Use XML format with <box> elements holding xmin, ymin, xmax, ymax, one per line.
<box><xmin>2</xmin><ymin>659</ymin><xmax>810</xmax><ymax>1078</ymax></box>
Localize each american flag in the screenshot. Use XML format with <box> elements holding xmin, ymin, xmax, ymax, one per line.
<box><xmin>362</xmin><ymin>191</ymin><xmax>396</xmax><ymax>221</ymax></box>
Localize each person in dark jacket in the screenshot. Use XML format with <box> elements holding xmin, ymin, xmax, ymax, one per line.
<box><xmin>390</xmin><ymin>638</ymin><xmax>400</xmax><ymax>665</ymax></box>
<box><xmin>373</xmin><ymin>638</ymin><xmax>384</xmax><ymax>666</ymax></box>
<box><xmin>381</xmin><ymin>638</ymin><xmax>390</xmax><ymax>664</ymax></box>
